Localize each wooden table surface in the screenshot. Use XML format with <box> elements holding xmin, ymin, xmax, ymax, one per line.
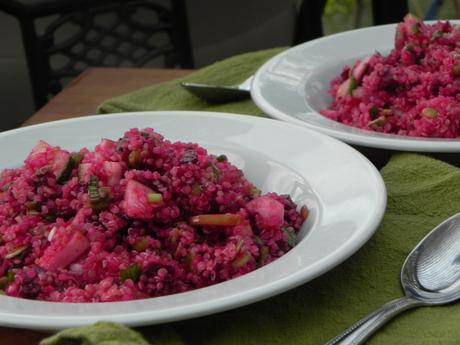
<box><xmin>4</xmin><ymin>67</ymin><xmax>192</xmax><ymax>345</ymax></box>
<box><xmin>23</xmin><ymin>67</ymin><xmax>193</xmax><ymax>126</ymax></box>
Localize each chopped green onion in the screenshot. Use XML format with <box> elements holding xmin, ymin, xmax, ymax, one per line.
<box><xmin>132</xmin><ymin>237</ymin><xmax>149</xmax><ymax>252</ymax></box>
<box><xmin>57</xmin><ymin>153</ymin><xmax>84</xmax><ymax>184</ymax></box>
<box><xmin>120</xmin><ymin>264</ymin><xmax>141</xmax><ymax>282</ymax></box>
<box><xmin>216</xmin><ymin>154</ymin><xmax>227</xmax><ymax>162</ymax></box>
<box><xmin>147</xmin><ymin>193</ymin><xmax>163</xmax><ymax>204</ymax></box>
<box><xmin>250</xmin><ymin>186</ymin><xmax>261</xmax><ymax>197</ymax></box>
<box><xmin>0</xmin><ymin>184</ymin><xmax>11</xmax><ymax>192</ymax></box>
<box><xmin>189</xmin><ymin>213</ymin><xmax>242</xmax><ymax>226</ymax></box>
<box><xmin>210</xmin><ymin>163</ymin><xmax>220</xmax><ymax>180</ymax></box>
<box><xmin>422</xmin><ymin>107</ymin><xmax>438</xmax><ymax>118</ymax></box>
<box><xmin>348</xmin><ymin>76</ymin><xmax>359</xmax><ymax>94</ymax></box>
<box><xmin>259</xmin><ymin>246</ymin><xmax>269</xmax><ymax>266</ymax></box>
<box><xmin>409</xmin><ymin>23</ymin><xmax>420</xmax><ymax>35</ymax></box>
<box><xmin>0</xmin><ymin>270</ymin><xmax>16</xmax><ymax>289</ymax></box>
<box><xmin>253</xmin><ymin>236</ymin><xmax>263</xmax><ymax>246</ymax></box>
<box><xmin>369</xmin><ymin>106</ymin><xmax>379</xmax><ymax>119</ymax></box>
<box><xmin>128</xmin><ymin>150</ymin><xmax>142</xmax><ymax>168</ymax></box>
<box><xmin>191</xmin><ymin>183</ymin><xmax>202</xmax><ymax>195</ymax></box>
<box><xmin>282</xmin><ymin>227</ymin><xmax>297</xmax><ymax>248</ymax></box>
<box><xmin>88</xmin><ymin>176</ymin><xmax>111</xmax><ymax>211</ymax></box>
<box><xmin>232</xmin><ymin>251</ymin><xmax>252</xmax><ymax>268</ymax></box>
<box><xmin>44</xmin><ymin>214</ymin><xmax>56</xmax><ymax>222</ymax></box>
<box><xmin>70</xmin><ymin>153</ymin><xmax>84</xmax><ymax>166</ymax></box>
<box><xmin>88</xmin><ymin>176</ymin><xmax>100</xmax><ymax>201</ymax></box>
<box><xmin>405</xmin><ymin>42</ymin><xmax>416</xmax><ymax>51</ymax></box>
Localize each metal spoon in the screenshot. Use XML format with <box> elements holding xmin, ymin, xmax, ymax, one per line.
<box><xmin>326</xmin><ymin>212</ymin><xmax>460</xmax><ymax>345</ymax></box>
<box><xmin>180</xmin><ymin>76</ymin><xmax>253</xmax><ymax>104</ymax></box>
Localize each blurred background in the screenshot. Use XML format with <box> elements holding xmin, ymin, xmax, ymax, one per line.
<box><xmin>0</xmin><ymin>0</ymin><xmax>457</xmax><ymax>131</ymax></box>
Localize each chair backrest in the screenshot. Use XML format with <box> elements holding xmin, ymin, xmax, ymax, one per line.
<box><xmin>1</xmin><ymin>0</ymin><xmax>193</xmax><ymax>109</ymax></box>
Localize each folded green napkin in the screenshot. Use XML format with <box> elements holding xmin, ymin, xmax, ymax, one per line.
<box><xmin>42</xmin><ymin>154</ymin><xmax>460</xmax><ymax>345</ymax></box>
<box><xmin>98</xmin><ymin>47</ymin><xmax>285</xmax><ymax>115</ymax></box>
<box><xmin>40</xmin><ymin>322</ymin><xmax>151</xmax><ymax>345</ymax></box>
<box><xmin>43</xmin><ymin>50</ymin><xmax>460</xmax><ymax>345</ymax></box>
<box><xmin>40</xmin><ymin>321</ymin><xmax>183</xmax><ymax>345</ymax></box>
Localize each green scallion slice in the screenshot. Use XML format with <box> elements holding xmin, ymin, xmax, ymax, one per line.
<box><xmin>120</xmin><ymin>264</ymin><xmax>141</xmax><ymax>282</ymax></box>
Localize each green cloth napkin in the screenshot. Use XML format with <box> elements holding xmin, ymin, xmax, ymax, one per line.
<box><xmin>40</xmin><ymin>322</ymin><xmax>151</xmax><ymax>345</ymax></box>
<box><xmin>40</xmin><ymin>322</ymin><xmax>183</xmax><ymax>345</ymax></box>
<box><xmin>42</xmin><ymin>154</ymin><xmax>460</xmax><ymax>345</ymax></box>
<box><xmin>44</xmin><ymin>50</ymin><xmax>460</xmax><ymax>345</ymax></box>
<box><xmin>98</xmin><ymin>47</ymin><xmax>285</xmax><ymax>115</ymax></box>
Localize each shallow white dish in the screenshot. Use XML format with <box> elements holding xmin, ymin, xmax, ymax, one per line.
<box><xmin>0</xmin><ymin>111</ymin><xmax>386</xmax><ymax>330</ymax></box>
<box><xmin>251</xmin><ymin>22</ymin><xmax>460</xmax><ymax>152</ymax></box>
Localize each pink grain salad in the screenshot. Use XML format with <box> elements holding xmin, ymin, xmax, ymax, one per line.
<box><xmin>321</xmin><ymin>14</ymin><xmax>460</xmax><ymax>138</ymax></box>
<box><xmin>0</xmin><ymin>128</ymin><xmax>308</xmax><ymax>302</ymax></box>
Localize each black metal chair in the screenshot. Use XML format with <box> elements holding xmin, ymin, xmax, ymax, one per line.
<box><xmin>0</xmin><ymin>0</ymin><xmax>193</xmax><ymax>109</ymax></box>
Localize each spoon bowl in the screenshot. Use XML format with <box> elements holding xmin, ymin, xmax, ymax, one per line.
<box><xmin>327</xmin><ymin>212</ymin><xmax>460</xmax><ymax>345</ymax></box>
<box><xmin>402</xmin><ymin>212</ymin><xmax>460</xmax><ymax>304</ymax></box>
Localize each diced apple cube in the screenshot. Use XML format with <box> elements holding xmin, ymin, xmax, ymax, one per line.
<box><xmin>39</xmin><ymin>228</ymin><xmax>90</xmax><ymax>271</ymax></box>
<box><xmin>246</xmin><ymin>196</ymin><xmax>284</xmax><ymax>229</ymax></box>
<box><xmin>122</xmin><ymin>180</ymin><xmax>161</xmax><ymax>220</ymax></box>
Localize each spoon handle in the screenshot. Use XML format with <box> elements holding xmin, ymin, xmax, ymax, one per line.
<box><xmin>238</xmin><ymin>76</ymin><xmax>254</xmax><ymax>91</ymax></box>
<box><xmin>325</xmin><ymin>296</ymin><xmax>422</xmax><ymax>345</ymax></box>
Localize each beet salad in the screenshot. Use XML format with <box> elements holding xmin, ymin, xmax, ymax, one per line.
<box><xmin>322</xmin><ymin>15</ymin><xmax>460</xmax><ymax>138</ymax></box>
<box><xmin>0</xmin><ymin>128</ymin><xmax>307</xmax><ymax>302</ymax></box>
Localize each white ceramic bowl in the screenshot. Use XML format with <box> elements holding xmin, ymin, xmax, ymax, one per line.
<box><xmin>252</xmin><ymin>22</ymin><xmax>460</xmax><ymax>152</ymax></box>
<box><xmin>0</xmin><ymin>111</ymin><xmax>386</xmax><ymax>330</ymax></box>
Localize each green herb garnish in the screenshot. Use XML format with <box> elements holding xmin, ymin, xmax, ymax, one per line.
<box><xmin>147</xmin><ymin>193</ymin><xmax>163</xmax><ymax>204</ymax></box>
<box><xmin>120</xmin><ymin>264</ymin><xmax>141</xmax><ymax>282</ymax></box>
<box><xmin>369</xmin><ymin>106</ymin><xmax>379</xmax><ymax>119</ymax></box>
<box><xmin>128</xmin><ymin>150</ymin><xmax>142</xmax><ymax>168</ymax></box>
<box><xmin>88</xmin><ymin>176</ymin><xmax>111</xmax><ymax>211</ymax></box>
<box><xmin>0</xmin><ymin>271</ymin><xmax>14</xmax><ymax>289</ymax></box>
<box><xmin>132</xmin><ymin>237</ymin><xmax>149</xmax><ymax>252</ymax></box>
<box><xmin>44</xmin><ymin>214</ymin><xmax>56</xmax><ymax>222</ymax></box>
<box><xmin>57</xmin><ymin>153</ymin><xmax>84</xmax><ymax>184</ymax></box>
<box><xmin>282</xmin><ymin>227</ymin><xmax>297</xmax><ymax>248</ymax></box>
<box><xmin>216</xmin><ymin>154</ymin><xmax>227</xmax><ymax>162</ymax></box>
